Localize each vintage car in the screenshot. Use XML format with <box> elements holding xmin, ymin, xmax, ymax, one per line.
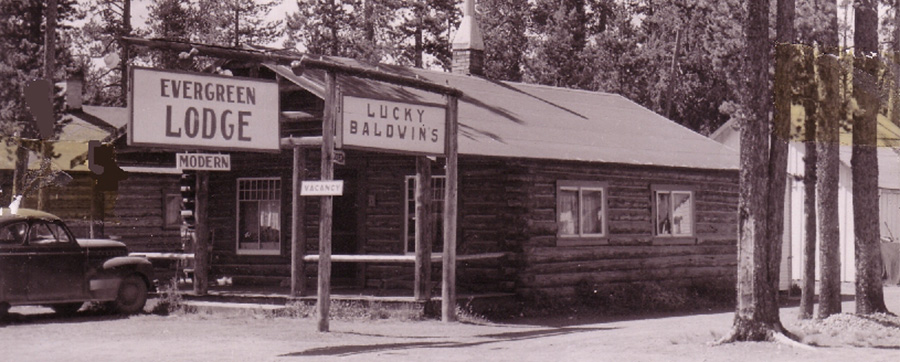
<box><xmin>0</xmin><ymin>208</ymin><xmax>154</xmax><ymax>316</ymax></box>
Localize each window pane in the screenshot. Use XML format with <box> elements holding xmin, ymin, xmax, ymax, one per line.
<box><xmin>671</xmin><ymin>192</ymin><xmax>693</xmax><ymax>235</ymax></box>
<box><xmin>406</xmin><ymin>176</ymin><xmax>446</xmax><ymax>253</ymax></box>
<box><xmin>165</xmin><ymin>194</ymin><xmax>181</xmax><ymax>226</ymax></box>
<box><xmin>581</xmin><ymin>190</ymin><xmax>604</xmax><ymax>235</ymax></box>
<box><xmin>0</xmin><ymin>223</ymin><xmax>27</xmax><ymax>244</ymax></box>
<box><xmin>656</xmin><ymin>192</ymin><xmax>672</xmax><ymax>235</ymax></box>
<box><xmin>29</xmin><ymin>222</ymin><xmax>59</xmax><ymax>244</ymax></box>
<box><xmin>559</xmin><ymin>189</ymin><xmax>579</xmax><ymax>236</ymax></box>
<box><xmin>239</xmin><ymin>201</ymin><xmax>260</xmax><ymax>249</ymax></box>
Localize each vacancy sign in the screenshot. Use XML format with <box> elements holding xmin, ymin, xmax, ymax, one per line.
<box><xmin>177</xmin><ymin>153</ymin><xmax>231</xmax><ymax>171</ymax></box>
<box><xmin>129</xmin><ymin>67</ymin><xmax>280</xmax><ymax>152</ymax></box>
<box><xmin>301</xmin><ymin>180</ymin><xmax>344</xmax><ymax>196</ymax></box>
<box><xmin>341</xmin><ymin>96</ymin><xmax>446</xmax><ymax>155</ymax></box>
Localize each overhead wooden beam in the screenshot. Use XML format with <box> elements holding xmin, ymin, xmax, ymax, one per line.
<box><xmin>281</xmin><ymin>111</ymin><xmax>319</xmax><ymax>123</ymax></box>
<box><xmin>280</xmin><ymin>136</ymin><xmax>322</xmax><ymax>148</ymax></box>
<box><xmin>119</xmin><ymin>36</ymin><xmax>463</xmax><ymax>97</ymax></box>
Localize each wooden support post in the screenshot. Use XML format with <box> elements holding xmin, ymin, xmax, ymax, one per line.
<box><xmin>441</xmin><ymin>95</ymin><xmax>459</xmax><ymax>322</ymax></box>
<box><xmin>414</xmin><ymin>156</ymin><xmax>433</xmax><ymax>301</ymax></box>
<box><xmin>37</xmin><ymin>0</ymin><xmax>57</xmax><ymax>211</ymax></box>
<box><xmin>317</xmin><ymin>71</ymin><xmax>337</xmax><ymax>332</ymax></box>
<box><xmin>193</xmin><ymin>171</ymin><xmax>210</xmax><ymax>295</ymax></box>
<box><xmin>291</xmin><ymin>146</ymin><xmax>307</xmax><ymax>297</ymax></box>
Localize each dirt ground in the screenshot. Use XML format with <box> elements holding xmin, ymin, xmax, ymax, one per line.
<box><xmin>2</xmin><ymin>286</ymin><xmax>900</xmax><ymax>362</ymax></box>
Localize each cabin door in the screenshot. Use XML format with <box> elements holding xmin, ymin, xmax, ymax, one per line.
<box><xmin>332</xmin><ymin>169</ymin><xmax>361</xmax><ymax>287</ymax></box>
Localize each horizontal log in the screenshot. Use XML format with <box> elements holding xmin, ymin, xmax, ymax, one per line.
<box><xmin>524</xmin><ymin>244</ymin><xmax>737</xmax><ymax>264</ymax></box>
<box><xmin>302</xmin><ymin>252</ymin><xmax>509</xmax><ymax>263</ymax></box>
<box><xmin>523</xmin><ymin>253</ymin><xmax>735</xmax><ymax>275</ymax></box>
<box><xmin>523</xmin><ymin>265</ymin><xmax>733</xmax><ymax>288</ymax></box>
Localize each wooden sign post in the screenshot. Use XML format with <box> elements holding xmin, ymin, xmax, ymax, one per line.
<box><xmin>317</xmin><ymin>71</ymin><xmax>337</xmax><ymax>332</ymax></box>
<box><xmin>290</xmin><ymin>147</ymin><xmax>306</xmax><ymax>297</ymax></box>
<box><xmin>442</xmin><ymin>95</ymin><xmax>459</xmax><ymax>322</ymax></box>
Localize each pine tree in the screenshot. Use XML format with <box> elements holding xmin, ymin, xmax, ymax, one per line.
<box><xmin>0</xmin><ymin>0</ymin><xmax>77</xmax><ymax>205</ymax></box>
<box><xmin>387</xmin><ymin>0</ymin><xmax>458</xmax><ymax>69</ymax></box>
<box><xmin>851</xmin><ymin>0</ymin><xmax>889</xmax><ymax>315</ymax></box>
<box><xmin>479</xmin><ymin>0</ymin><xmax>528</xmax><ymax>81</ymax></box>
<box><xmin>816</xmin><ymin>0</ymin><xmax>843</xmax><ymax>320</ymax></box>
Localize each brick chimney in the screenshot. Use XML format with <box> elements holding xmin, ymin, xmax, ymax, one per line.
<box><xmin>66</xmin><ymin>72</ymin><xmax>83</xmax><ymax>110</ymax></box>
<box><xmin>451</xmin><ymin>0</ymin><xmax>484</xmax><ymax>76</ymax></box>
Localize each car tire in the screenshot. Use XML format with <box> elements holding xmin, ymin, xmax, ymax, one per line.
<box><xmin>50</xmin><ymin>302</ymin><xmax>83</xmax><ymax>315</ymax></box>
<box><xmin>114</xmin><ymin>275</ymin><xmax>148</xmax><ymax>315</ymax></box>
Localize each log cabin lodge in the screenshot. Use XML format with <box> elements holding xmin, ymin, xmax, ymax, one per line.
<box><xmin>0</xmin><ymin>9</ymin><xmax>740</xmax><ymax>313</ymax></box>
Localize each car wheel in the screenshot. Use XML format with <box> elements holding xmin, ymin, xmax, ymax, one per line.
<box><xmin>50</xmin><ymin>302</ymin><xmax>83</xmax><ymax>315</ymax></box>
<box><xmin>114</xmin><ymin>275</ymin><xmax>148</xmax><ymax>315</ymax></box>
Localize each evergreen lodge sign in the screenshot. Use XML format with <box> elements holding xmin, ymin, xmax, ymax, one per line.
<box><xmin>341</xmin><ymin>95</ymin><xmax>446</xmax><ymax>155</ymax></box>
<box><xmin>129</xmin><ymin>67</ymin><xmax>280</xmax><ymax>152</ymax></box>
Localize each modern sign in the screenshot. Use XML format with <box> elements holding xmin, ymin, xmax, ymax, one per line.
<box><xmin>341</xmin><ymin>95</ymin><xmax>446</xmax><ymax>155</ymax></box>
<box><xmin>176</xmin><ymin>153</ymin><xmax>231</xmax><ymax>171</ymax></box>
<box><xmin>301</xmin><ymin>180</ymin><xmax>344</xmax><ymax>196</ymax></box>
<box><xmin>129</xmin><ymin>67</ymin><xmax>280</xmax><ymax>152</ymax></box>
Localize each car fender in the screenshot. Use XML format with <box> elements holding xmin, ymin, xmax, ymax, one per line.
<box><xmin>102</xmin><ymin>256</ymin><xmax>154</xmax><ymax>290</ymax></box>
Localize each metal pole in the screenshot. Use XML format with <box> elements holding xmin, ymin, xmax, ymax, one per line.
<box><xmin>317</xmin><ymin>71</ymin><xmax>337</xmax><ymax>332</ymax></box>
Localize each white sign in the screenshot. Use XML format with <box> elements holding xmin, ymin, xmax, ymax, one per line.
<box><xmin>129</xmin><ymin>67</ymin><xmax>280</xmax><ymax>152</ymax></box>
<box><xmin>341</xmin><ymin>96</ymin><xmax>446</xmax><ymax>155</ymax></box>
<box><xmin>177</xmin><ymin>153</ymin><xmax>231</xmax><ymax>171</ymax></box>
<box><xmin>301</xmin><ymin>180</ymin><xmax>344</xmax><ymax>196</ymax></box>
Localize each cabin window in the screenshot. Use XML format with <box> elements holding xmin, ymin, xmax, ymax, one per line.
<box><xmin>653</xmin><ymin>186</ymin><xmax>694</xmax><ymax>238</ymax></box>
<box><xmin>236</xmin><ymin>177</ymin><xmax>282</xmax><ymax>255</ymax></box>
<box><xmin>163</xmin><ymin>193</ymin><xmax>182</xmax><ymax>229</ymax></box>
<box><xmin>557</xmin><ymin>181</ymin><xmax>608</xmax><ymax>245</ymax></box>
<box><xmin>404</xmin><ymin>175</ymin><xmax>446</xmax><ymax>254</ymax></box>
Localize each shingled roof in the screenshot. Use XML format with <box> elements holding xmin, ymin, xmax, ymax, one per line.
<box><xmin>268</xmin><ymin>57</ymin><xmax>739</xmax><ymax>171</ymax></box>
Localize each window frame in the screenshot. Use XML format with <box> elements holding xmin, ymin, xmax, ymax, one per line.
<box><xmin>556</xmin><ymin>180</ymin><xmax>608</xmax><ymax>246</ymax></box>
<box><xmin>403</xmin><ymin>175</ymin><xmax>446</xmax><ymax>254</ymax></box>
<box><xmin>235</xmin><ymin>177</ymin><xmax>283</xmax><ymax>256</ymax></box>
<box><xmin>651</xmin><ymin>185</ymin><xmax>697</xmax><ymax>245</ymax></box>
<box><xmin>163</xmin><ymin>193</ymin><xmax>182</xmax><ymax>229</ymax></box>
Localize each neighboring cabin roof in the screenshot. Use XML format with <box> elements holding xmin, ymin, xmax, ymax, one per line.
<box><xmin>269</xmin><ymin>57</ymin><xmax>739</xmax><ymax>171</ymax></box>
<box><xmin>0</xmin><ymin>106</ymin><xmax>123</xmax><ymax>172</ymax></box>
<box><xmin>711</xmin><ymin>111</ymin><xmax>900</xmax><ymax>189</ymax></box>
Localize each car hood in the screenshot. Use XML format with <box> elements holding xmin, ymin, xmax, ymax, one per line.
<box><xmin>77</xmin><ymin>239</ymin><xmax>127</xmax><ymax>249</ymax></box>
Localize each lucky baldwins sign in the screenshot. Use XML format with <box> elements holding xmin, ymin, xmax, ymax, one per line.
<box><xmin>129</xmin><ymin>67</ymin><xmax>280</xmax><ymax>152</ymax></box>
<box><xmin>177</xmin><ymin>153</ymin><xmax>231</xmax><ymax>171</ymax></box>
<box><xmin>341</xmin><ymin>96</ymin><xmax>446</xmax><ymax>155</ymax></box>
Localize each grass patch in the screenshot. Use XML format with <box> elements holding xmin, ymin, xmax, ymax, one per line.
<box><xmin>275</xmin><ymin>300</ymin><xmax>426</xmax><ymax>321</ymax></box>
<box><xmin>150</xmin><ymin>278</ymin><xmax>196</xmax><ymax>316</ymax></box>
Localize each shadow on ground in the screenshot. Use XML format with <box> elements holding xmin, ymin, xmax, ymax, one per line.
<box><xmin>280</xmin><ymin>326</ymin><xmax>615</xmax><ymax>357</ymax></box>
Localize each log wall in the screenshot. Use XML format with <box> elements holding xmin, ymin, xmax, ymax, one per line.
<box><xmin>21</xmin><ymin>172</ymin><xmax>182</xmax><ymax>252</ymax></box>
<box><xmin>506</xmin><ymin>159</ymin><xmax>739</xmax><ymax>300</ymax></box>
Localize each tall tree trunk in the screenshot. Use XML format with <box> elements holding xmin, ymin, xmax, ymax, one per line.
<box><xmin>852</xmin><ymin>0</ymin><xmax>889</xmax><ymax>315</ymax></box>
<box><xmin>799</xmin><ymin>46</ymin><xmax>819</xmax><ymax>319</ymax></box>
<box><xmin>816</xmin><ymin>52</ymin><xmax>843</xmax><ymax>319</ymax></box>
<box><xmin>815</xmin><ymin>0</ymin><xmax>843</xmax><ymax>320</ymax></box>
<box><xmin>891</xmin><ymin>0</ymin><xmax>900</xmax><ymax>128</ymax></box>
<box><xmin>767</xmin><ymin>0</ymin><xmax>795</xmax><ymax>305</ymax></box>
<box><xmin>725</xmin><ymin>0</ymin><xmax>787</xmax><ymax>342</ymax></box>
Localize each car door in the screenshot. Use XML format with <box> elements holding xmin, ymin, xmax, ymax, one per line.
<box><xmin>0</xmin><ymin>221</ymin><xmax>29</xmax><ymax>303</ymax></box>
<box><xmin>25</xmin><ymin>220</ymin><xmax>86</xmax><ymax>302</ymax></box>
